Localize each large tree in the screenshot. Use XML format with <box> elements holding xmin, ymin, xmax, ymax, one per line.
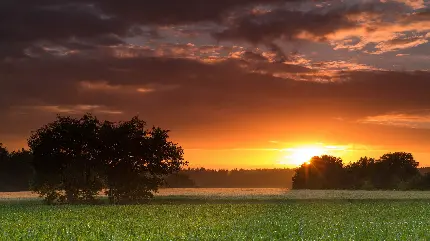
<box><xmin>28</xmin><ymin>114</ymin><xmax>186</xmax><ymax>204</ymax></box>
<box><xmin>28</xmin><ymin>114</ymin><xmax>103</xmax><ymax>204</ymax></box>
<box><xmin>99</xmin><ymin>117</ymin><xmax>186</xmax><ymax>204</ymax></box>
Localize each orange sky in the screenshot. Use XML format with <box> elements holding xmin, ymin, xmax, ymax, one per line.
<box><xmin>183</xmin><ymin>144</ymin><xmax>430</xmax><ymax>169</ymax></box>
<box><xmin>163</xmin><ymin>113</ymin><xmax>430</xmax><ymax>168</ymax></box>
<box><xmin>3</xmin><ymin>111</ymin><xmax>430</xmax><ymax>169</ymax></box>
<box><xmin>2</xmin><ymin>0</ymin><xmax>430</xmax><ymax>169</ymax></box>
<box><xmin>175</xmin><ymin>122</ymin><xmax>430</xmax><ymax>169</ymax></box>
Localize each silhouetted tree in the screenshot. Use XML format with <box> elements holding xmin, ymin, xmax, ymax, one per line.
<box><xmin>292</xmin><ymin>155</ymin><xmax>345</xmax><ymax>189</ymax></box>
<box><xmin>293</xmin><ymin>152</ymin><xmax>422</xmax><ymax>190</ymax></box>
<box><xmin>28</xmin><ymin>114</ymin><xmax>186</xmax><ymax>204</ymax></box>
<box><xmin>5</xmin><ymin>149</ymin><xmax>33</xmax><ymax>191</ymax></box>
<box><xmin>0</xmin><ymin>144</ymin><xmax>34</xmax><ymax>191</ymax></box>
<box><xmin>99</xmin><ymin>117</ymin><xmax>187</xmax><ymax>204</ymax></box>
<box><xmin>0</xmin><ymin>143</ymin><xmax>8</xmax><ymax>162</ymax></box>
<box><xmin>345</xmin><ymin>157</ymin><xmax>376</xmax><ymax>189</ymax></box>
<box><xmin>373</xmin><ymin>152</ymin><xmax>419</xmax><ymax>189</ymax></box>
<box><xmin>28</xmin><ymin>114</ymin><xmax>104</xmax><ymax>204</ymax></box>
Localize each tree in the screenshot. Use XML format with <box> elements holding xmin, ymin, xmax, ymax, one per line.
<box><xmin>345</xmin><ymin>157</ymin><xmax>376</xmax><ymax>189</ymax></box>
<box><xmin>373</xmin><ymin>152</ymin><xmax>419</xmax><ymax>189</ymax></box>
<box><xmin>292</xmin><ymin>155</ymin><xmax>345</xmax><ymax>189</ymax></box>
<box><xmin>0</xmin><ymin>143</ymin><xmax>8</xmax><ymax>162</ymax></box>
<box><xmin>28</xmin><ymin>114</ymin><xmax>186</xmax><ymax>204</ymax></box>
<box><xmin>99</xmin><ymin>117</ymin><xmax>187</xmax><ymax>204</ymax></box>
<box><xmin>0</xmin><ymin>145</ymin><xmax>34</xmax><ymax>191</ymax></box>
<box><xmin>28</xmin><ymin>114</ymin><xmax>103</xmax><ymax>204</ymax></box>
<box><xmin>0</xmin><ymin>149</ymin><xmax>34</xmax><ymax>191</ymax></box>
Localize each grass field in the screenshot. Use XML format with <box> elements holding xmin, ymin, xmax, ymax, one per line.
<box><xmin>1</xmin><ymin>189</ymin><xmax>430</xmax><ymax>240</ymax></box>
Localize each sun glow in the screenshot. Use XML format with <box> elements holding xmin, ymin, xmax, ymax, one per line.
<box><xmin>279</xmin><ymin>145</ymin><xmax>329</xmax><ymax>166</ymax></box>
<box><xmin>290</xmin><ymin>147</ymin><xmax>326</xmax><ymax>165</ymax></box>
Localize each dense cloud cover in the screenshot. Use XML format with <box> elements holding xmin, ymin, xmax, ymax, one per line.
<box><xmin>1</xmin><ymin>0</ymin><xmax>430</xmax><ymax>167</ymax></box>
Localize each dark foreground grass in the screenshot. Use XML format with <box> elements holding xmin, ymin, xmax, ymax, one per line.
<box><xmin>1</xmin><ymin>198</ymin><xmax>430</xmax><ymax>240</ymax></box>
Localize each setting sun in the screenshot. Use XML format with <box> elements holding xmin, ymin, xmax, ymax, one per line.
<box><xmin>281</xmin><ymin>146</ymin><xmax>327</xmax><ymax>166</ymax></box>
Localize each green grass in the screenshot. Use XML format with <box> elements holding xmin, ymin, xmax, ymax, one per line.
<box><xmin>154</xmin><ymin>189</ymin><xmax>430</xmax><ymax>200</ymax></box>
<box><xmin>2</xmin><ymin>191</ymin><xmax>430</xmax><ymax>240</ymax></box>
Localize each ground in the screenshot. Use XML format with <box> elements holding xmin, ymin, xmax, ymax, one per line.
<box><xmin>1</xmin><ymin>189</ymin><xmax>430</xmax><ymax>240</ymax></box>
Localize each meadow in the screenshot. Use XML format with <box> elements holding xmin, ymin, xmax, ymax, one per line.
<box><xmin>1</xmin><ymin>189</ymin><xmax>430</xmax><ymax>240</ymax></box>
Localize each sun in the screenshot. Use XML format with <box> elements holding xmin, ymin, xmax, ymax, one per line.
<box><xmin>283</xmin><ymin>146</ymin><xmax>327</xmax><ymax>166</ymax></box>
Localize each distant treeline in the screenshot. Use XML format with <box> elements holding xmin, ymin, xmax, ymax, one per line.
<box><xmin>0</xmin><ymin>148</ymin><xmax>33</xmax><ymax>192</ymax></box>
<box><xmin>1</xmin><ymin>145</ymin><xmax>296</xmax><ymax>191</ymax></box>
<box><xmin>2</xmin><ymin>144</ymin><xmax>430</xmax><ymax>191</ymax></box>
<box><xmin>293</xmin><ymin>153</ymin><xmax>430</xmax><ymax>190</ymax></box>
<box><xmin>166</xmin><ymin>168</ymin><xmax>295</xmax><ymax>189</ymax></box>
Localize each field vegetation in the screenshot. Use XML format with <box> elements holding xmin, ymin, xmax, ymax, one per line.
<box><xmin>1</xmin><ymin>190</ymin><xmax>430</xmax><ymax>240</ymax></box>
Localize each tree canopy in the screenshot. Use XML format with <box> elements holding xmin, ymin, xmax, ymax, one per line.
<box><xmin>27</xmin><ymin>114</ymin><xmax>187</xmax><ymax>204</ymax></box>
<box><xmin>99</xmin><ymin>117</ymin><xmax>186</xmax><ymax>204</ymax></box>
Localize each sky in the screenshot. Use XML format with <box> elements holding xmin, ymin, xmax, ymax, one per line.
<box><xmin>1</xmin><ymin>0</ymin><xmax>430</xmax><ymax>169</ymax></box>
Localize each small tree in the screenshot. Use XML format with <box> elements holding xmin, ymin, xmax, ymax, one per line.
<box><xmin>28</xmin><ymin>114</ymin><xmax>103</xmax><ymax>204</ymax></box>
<box><xmin>99</xmin><ymin>117</ymin><xmax>187</xmax><ymax>204</ymax></box>
<box><xmin>0</xmin><ymin>143</ymin><xmax>8</xmax><ymax>162</ymax></box>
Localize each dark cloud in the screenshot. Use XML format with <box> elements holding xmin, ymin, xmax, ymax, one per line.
<box><xmin>0</xmin><ymin>2</ymin><xmax>125</xmax><ymax>59</ymax></box>
<box><xmin>212</xmin><ymin>1</ymin><xmax>414</xmax><ymax>44</ymax></box>
<box><xmin>241</xmin><ymin>51</ymin><xmax>269</xmax><ymax>62</ymax></box>
<box><xmin>89</xmin><ymin>0</ymin><xmax>295</xmax><ymax>25</ymax></box>
<box><xmin>213</xmin><ymin>9</ymin><xmax>353</xmax><ymax>43</ymax></box>
<box><xmin>1</xmin><ymin>0</ymin><xmax>420</xmax><ymax>60</ymax></box>
<box><xmin>0</xmin><ymin>5</ymin><xmax>126</xmax><ymax>43</ymax></box>
<box><xmin>0</xmin><ymin>0</ymin><xmax>299</xmax><ymax>59</ymax></box>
